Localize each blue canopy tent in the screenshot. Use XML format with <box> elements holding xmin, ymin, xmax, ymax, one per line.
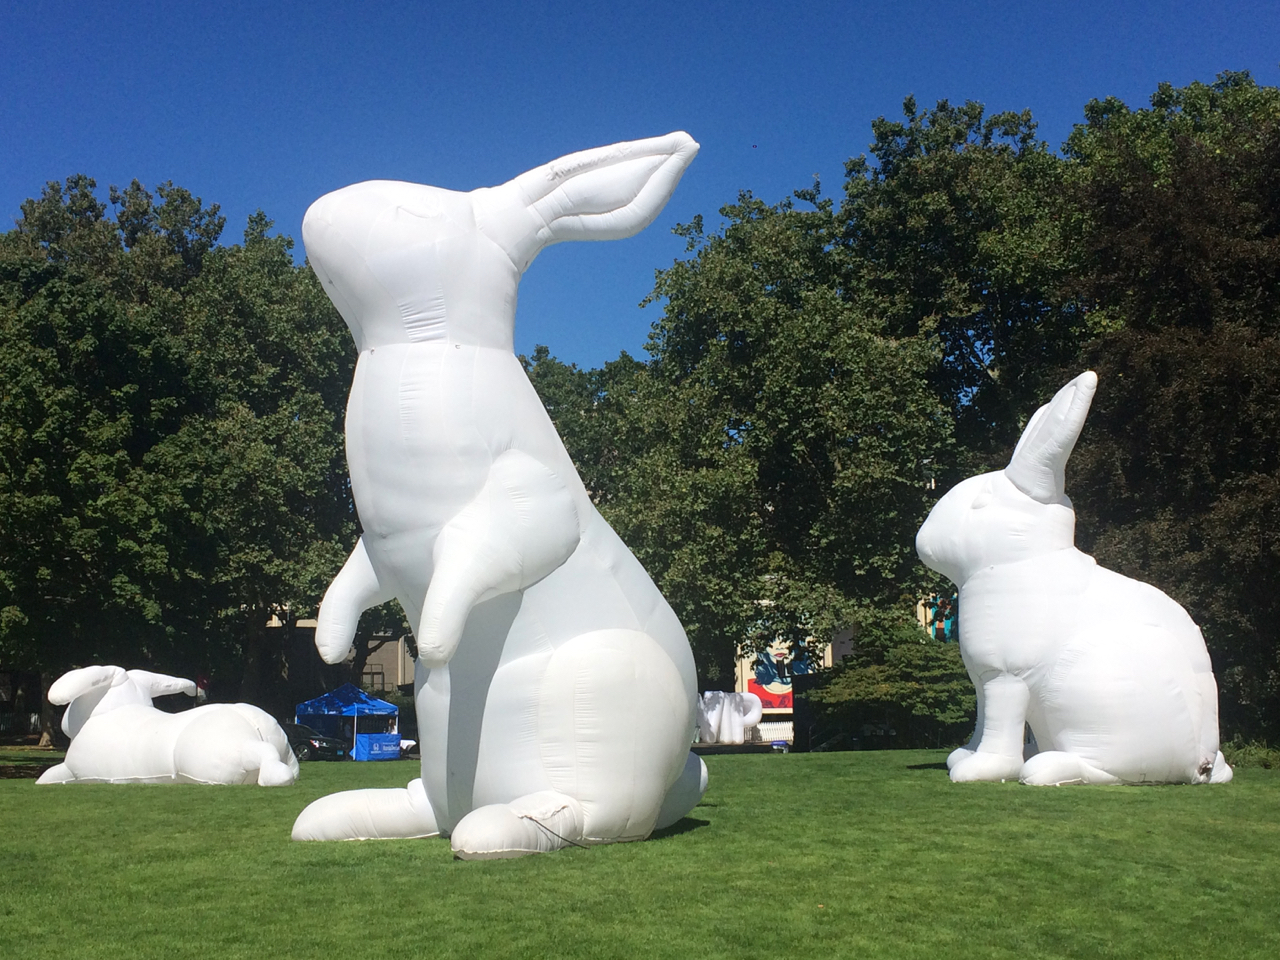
<box><xmin>295</xmin><ymin>684</ymin><xmax>400</xmax><ymax>761</ymax></box>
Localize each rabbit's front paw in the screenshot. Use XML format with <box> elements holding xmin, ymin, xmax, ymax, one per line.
<box><xmin>949</xmin><ymin>752</ymin><xmax>1023</xmax><ymax>783</ymax></box>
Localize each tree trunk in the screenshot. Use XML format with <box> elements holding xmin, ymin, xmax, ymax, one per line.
<box><xmin>349</xmin><ymin>632</ymin><xmax>394</xmax><ymax>690</ymax></box>
<box><xmin>239</xmin><ymin>607</ymin><xmax>270</xmax><ymax>709</ymax></box>
<box><xmin>36</xmin><ymin>671</ymin><xmax>55</xmax><ymax>748</ymax></box>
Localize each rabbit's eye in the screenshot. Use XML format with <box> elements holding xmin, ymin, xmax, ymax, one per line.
<box><xmin>971</xmin><ymin>491</ymin><xmax>993</xmax><ymax>509</ymax></box>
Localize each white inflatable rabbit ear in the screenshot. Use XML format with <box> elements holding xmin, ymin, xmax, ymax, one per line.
<box><xmin>50</xmin><ymin>665</ymin><xmax>127</xmax><ymax>739</ymax></box>
<box><xmin>47</xmin><ymin>665</ymin><xmax>126</xmax><ymax>706</ymax></box>
<box><xmin>126</xmin><ymin>670</ymin><xmax>198</xmax><ymax>701</ymax></box>
<box><xmin>476</xmin><ymin>131</ymin><xmax>699</xmax><ymax>272</ymax></box>
<box><xmin>1005</xmin><ymin>371</ymin><xmax>1098</xmax><ymax>503</ymax></box>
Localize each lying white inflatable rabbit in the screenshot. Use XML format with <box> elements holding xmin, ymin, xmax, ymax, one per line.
<box><xmin>37</xmin><ymin>665</ymin><xmax>298</xmax><ymax>786</ymax></box>
<box><xmin>291</xmin><ymin>133</ymin><xmax>706</xmax><ymax>857</ymax></box>
<box><xmin>916</xmin><ymin>372</ymin><xmax>1232</xmax><ymax>786</ymax></box>
<box><xmin>697</xmin><ymin>691</ymin><xmax>763</xmax><ymax>745</ymax></box>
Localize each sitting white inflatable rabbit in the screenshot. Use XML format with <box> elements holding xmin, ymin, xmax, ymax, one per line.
<box><xmin>37</xmin><ymin>665</ymin><xmax>297</xmax><ymax>786</ymax></box>
<box><xmin>291</xmin><ymin>133</ymin><xmax>706</xmax><ymax>857</ymax></box>
<box><xmin>916</xmin><ymin>372</ymin><xmax>1232</xmax><ymax>786</ymax></box>
<box><xmin>697</xmin><ymin>691</ymin><xmax>763</xmax><ymax>745</ymax></box>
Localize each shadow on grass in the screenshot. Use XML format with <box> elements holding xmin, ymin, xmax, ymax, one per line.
<box><xmin>649</xmin><ymin>817</ymin><xmax>710</xmax><ymax>840</ymax></box>
<box><xmin>906</xmin><ymin>762</ymin><xmax>950</xmax><ymax>771</ymax></box>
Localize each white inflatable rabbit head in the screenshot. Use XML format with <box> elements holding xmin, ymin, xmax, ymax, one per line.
<box><xmin>302</xmin><ymin>132</ymin><xmax>700</xmax><ymax>353</ymax></box>
<box><xmin>48</xmin><ymin>665</ymin><xmax>197</xmax><ymax>740</ymax></box>
<box><xmin>916</xmin><ymin>371</ymin><xmax>1098</xmax><ymax>585</ymax></box>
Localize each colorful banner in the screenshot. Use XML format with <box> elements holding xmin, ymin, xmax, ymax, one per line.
<box><xmin>747</xmin><ymin>640</ymin><xmax>812</xmax><ymax>710</ymax></box>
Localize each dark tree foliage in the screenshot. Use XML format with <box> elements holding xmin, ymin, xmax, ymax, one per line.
<box><xmin>0</xmin><ymin>177</ymin><xmax>355</xmax><ymax>701</ymax></box>
<box><xmin>807</xmin><ymin>610</ymin><xmax>975</xmax><ymax>749</ymax></box>
<box><xmin>1063</xmin><ymin>73</ymin><xmax>1280</xmax><ymax>739</ymax></box>
<box><xmin>840</xmin><ymin>97</ymin><xmax>1087</xmax><ymax>468</ymax></box>
<box><xmin>520</xmin><ymin>345</ymin><xmax>648</xmax><ymax>506</ymax></box>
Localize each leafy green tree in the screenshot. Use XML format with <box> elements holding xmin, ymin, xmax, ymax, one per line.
<box><xmin>825</xmin><ymin>79</ymin><xmax>1280</xmax><ymax>742</ymax></box>
<box><xmin>807</xmin><ymin>610</ymin><xmax>975</xmax><ymax>749</ymax></box>
<box><xmin>525</xmin><ymin>80</ymin><xmax>1280</xmax><ymax>744</ymax></box>
<box><xmin>520</xmin><ymin>345</ymin><xmax>648</xmax><ymax>505</ymax></box>
<box><xmin>0</xmin><ymin>176</ymin><xmax>355</xmax><ymax>714</ymax></box>
<box><xmin>532</xmin><ymin>191</ymin><xmax>953</xmax><ymax>687</ymax></box>
<box><xmin>1</xmin><ymin>176</ymin><xmax>200</xmax><ymax>676</ymax></box>
<box><xmin>1061</xmin><ymin>72</ymin><xmax>1280</xmax><ymax>739</ymax></box>
<box><xmin>839</xmin><ymin>96</ymin><xmax>1084</xmax><ymax>465</ymax></box>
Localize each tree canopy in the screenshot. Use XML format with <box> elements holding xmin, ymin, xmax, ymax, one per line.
<box><xmin>0</xmin><ymin>176</ymin><xmax>355</xmax><ymax>697</ymax></box>
<box><xmin>531</xmin><ymin>71</ymin><xmax>1280</xmax><ymax>741</ymax></box>
<box><xmin>1062</xmin><ymin>73</ymin><xmax>1280</xmax><ymax>739</ymax></box>
<box><xmin>5</xmin><ymin>71</ymin><xmax>1280</xmax><ymax>743</ymax></box>
<box><xmin>528</xmin><ymin>190</ymin><xmax>951</xmax><ymax>685</ymax></box>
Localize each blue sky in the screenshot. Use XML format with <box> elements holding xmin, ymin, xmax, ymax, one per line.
<box><xmin>4</xmin><ymin>1</ymin><xmax>1279</xmax><ymax>368</ymax></box>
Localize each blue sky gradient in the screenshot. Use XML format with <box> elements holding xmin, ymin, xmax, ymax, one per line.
<box><xmin>4</xmin><ymin>1</ymin><xmax>1279</xmax><ymax>367</ymax></box>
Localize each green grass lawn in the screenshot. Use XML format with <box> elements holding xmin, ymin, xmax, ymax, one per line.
<box><xmin>1</xmin><ymin>750</ymin><xmax>1277</xmax><ymax>959</ymax></box>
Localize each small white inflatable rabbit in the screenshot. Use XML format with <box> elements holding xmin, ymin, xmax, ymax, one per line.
<box><xmin>915</xmin><ymin>372</ymin><xmax>1232</xmax><ymax>786</ymax></box>
<box><xmin>697</xmin><ymin>691</ymin><xmax>763</xmax><ymax>745</ymax></box>
<box><xmin>36</xmin><ymin>665</ymin><xmax>298</xmax><ymax>786</ymax></box>
<box><xmin>291</xmin><ymin>133</ymin><xmax>706</xmax><ymax>857</ymax></box>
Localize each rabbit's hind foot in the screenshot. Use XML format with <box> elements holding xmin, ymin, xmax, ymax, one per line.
<box><xmin>949</xmin><ymin>751</ymin><xmax>1024</xmax><ymax>783</ymax></box>
<box><xmin>451</xmin><ymin>791</ymin><xmax>585</xmax><ymax>860</ymax></box>
<box><xmin>654</xmin><ymin>752</ymin><xmax>708</xmax><ymax>830</ymax></box>
<box><xmin>946</xmin><ymin>746</ymin><xmax>976</xmax><ymax>770</ymax></box>
<box><xmin>242</xmin><ymin>740</ymin><xmax>297</xmax><ymax>786</ymax></box>
<box><xmin>292</xmin><ymin>778</ymin><xmax>440</xmax><ymax>841</ymax></box>
<box><xmin>1020</xmin><ymin>750</ymin><xmax>1118</xmax><ymax>786</ymax></box>
<box><xmin>35</xmin><ymin>762</ymin><xmax>74</xmax><ymax>784</ymax></box>
<box><xmin>1210</xmin><ymin>750</ymin><xmax>1233</xmax><ymax>784</ymax></box>
<box><xmin>256</xmin><ymin>756</ymin><xmax>297</xmax><ymax>787</ymax></box>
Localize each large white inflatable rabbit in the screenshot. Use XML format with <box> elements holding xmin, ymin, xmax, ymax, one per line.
<box><xmin>916</xmin><ymin>372</ymin><xmax>1232</xmax><ymax>786</ymax></box>
<box><xmin>291</xmin><ymin>133</ymin><xmax>706</xmax><ymax>858</ymax></box>
<box><xmin>36</xmin><ymin>665</ymin><xmax>298</xmax><ymax>786</ymax></box>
